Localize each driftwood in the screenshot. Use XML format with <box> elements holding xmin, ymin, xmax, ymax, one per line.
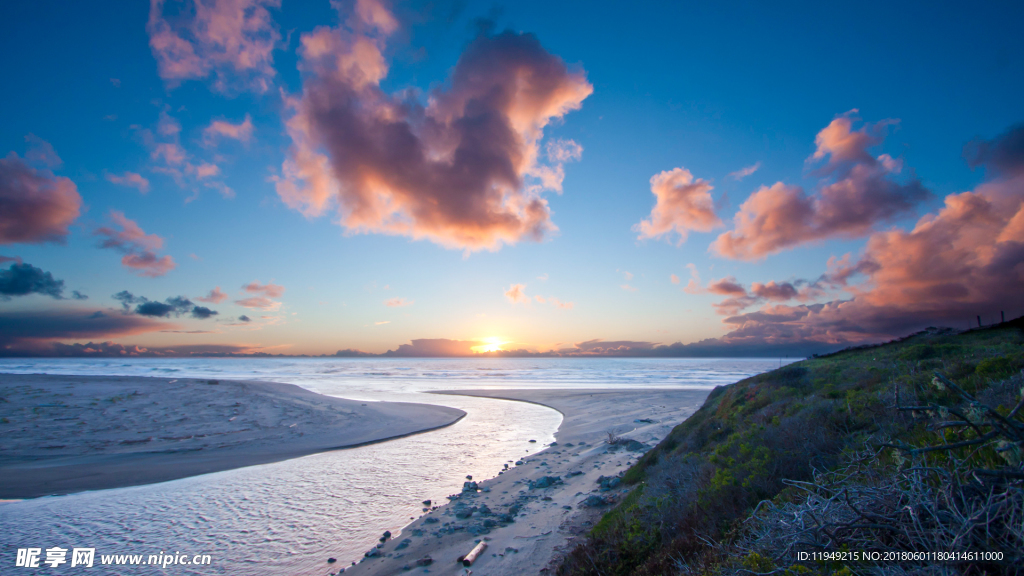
<box><xmin>459</xmin><ymin>541</ymin><xmax>488</xmax><ymax>566</ymax></box>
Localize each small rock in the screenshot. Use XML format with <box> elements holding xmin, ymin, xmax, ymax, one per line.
<box><xmin>380</xmin><ymin>530</ymin><xmax>392</xmax><ymax>542</ymax></box>
<box><xmin>529</xmin><ymin>439</ymin><xmax>537</xmax><ymax>443</ymax></box>
<box><xmin>466</xmin><ymin>475</ymin><xmax>473</xmax><ymax>480</ymax></box>
<box><xmin>423</xmin><ymin>517</ymin><xmax>439</xmax><ymax>524</ymax></box>
<box><xmin>584</xmin><ymin>495</ymin><xmax>609</xmax><ymax>507</ymax></box>
<box><xmin>328</xmin><ymin>557</ymin><xmax>337</xmax><ymax>563</ymax></box>
<box><xmin>422</xmin><ymin>499</ymin><xmax>431</xmax><ymax>506</ymax></box>
<box><xmin>415</xmin><ymin>555</ymin><xmax>433</xmax><ymax>567</ymax></box>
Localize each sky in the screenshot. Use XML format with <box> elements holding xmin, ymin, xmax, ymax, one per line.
<box><xmin>1</xmin><ymin>0</ymin><xmax>1023</xmax><ymax>357</ymax></box>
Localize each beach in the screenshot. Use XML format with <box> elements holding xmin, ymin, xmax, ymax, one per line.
<box><xmin>344</xmin><ymin>388</ymin><xmax>712</xmax><ymax>576</ymax></box>
<box><xmin>0</xmin><ymin>373</ymin><xmax>466</xmax><ymax>499</ymax></box>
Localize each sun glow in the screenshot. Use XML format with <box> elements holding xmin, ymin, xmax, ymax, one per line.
<box><xmin>473</xmin><ymin>337</ymin><xmax>508</xmax><ymax>353</ymax></box>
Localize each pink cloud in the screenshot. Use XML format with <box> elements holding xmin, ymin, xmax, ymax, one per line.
<box><xmin>712</xmin><ymin>122</ymin><xmax>1024</xmax><ymax>346</ymax></box>
<box><xmin>707</xmin><ymin>276</ymin><xmax>747</xmax><ymax>296</ymax></box>
<box><xmin>196</xmin><ymin>287</ymin><xmax>228</xmax><ymax>303</ymax></box>
<box><xmin>242</xmin><ymin>281</ymin><xmax>285</xmax><ymax>297</ymax></box>
<box><xmin>548</xmin><ymin>297</ymin><xmax>574</xmax><ymax>310</ymax></box>
<box><xmin>147</xmin><ymin>0</ymin><xmax>281</xmax><ymax>94</ymax></box>
<box><xmin>234</xmin><ymin>296</ymin><xmax>281</xmax><ymax>310</ymax></box>
<box><xmin>505</xmin><ymin>283</ymin><xmax>529</xmax><ymax>304</ymax></box>
<box><xmin>274</xmin><ymin>1</ymin><xmax>592</xmax><ymax>252</ymax></box>
<box><xmin>635</xmin><ymin>167</ymin><xmax>721</xmax><ymax>244</ymax></box>
<box><xmin>727</xmin><ymin>161</ymin><xmax>761</xmax><ymax>181</ymax></box>
<box><xmin>203</xmin><ymin>114</ymin><xmax>254</xmax><ymax>144</ymax></box>
<box><xmin>0</xmin><ymin>142</ymin><xmax>82</xmax><ymax>245</ymax></box>
<box><xmin>106</xmin><ymin>171</ymin><xmax>151</xmax><ymax>193</ymax></box>
<box><xmin>630</xmin><ymin>168</ymin><xmax>720</xmax><ymax>243</ymax></box>
<box><xmin>712</xmin><ymin>113</ymin><xmax>929</xmax><ymax>260</ymax></box>
<box><xmin>384</xmin><ymin>297</ymin><xmax>412</xmax><ymax>307</ymax></box>
<box><xmin>670</xmin><ymin>273</ymin><xmax>680</xmax><ymax>284</ymax></box>
<box><xmin>94</xmin><ymin>211</ymin><xmax>176</xmax><ymax>277</ymax></box>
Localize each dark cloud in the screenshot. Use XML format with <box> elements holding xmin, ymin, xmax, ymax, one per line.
<box><xmin>191</xmin><ymin>306</ymin><xmax>218</xmax><ymax>319</ymax></box>
<box><xmin>3</xmin><ymin>341</ymin><xmax>257</xmax><ymax>358</ymax></box>
<box><xmin>0</xmin><ymin>309</ymin><xmax>169</xmax><ymax>350</ymax></box>
<box><xmin>0</xmin><ymin>150</ymin><xmax>82</xmax><ymax>245</ymax></box>
<box><xmin>238</xmin><ymin>315</ymin><xmax>251</xmax><ymax>322</ymax></box>
<box><xmin>71</xmin><ymin>290</ymin><xmax>88</xmax><ymax>300</ymax></box>
<box><xmin>965</xmin><ymin>123</ymin><xmax>1024</xmax><ymax>177</ymax></box>
<box><xmin>0</xmin><ymin>262</ymin><xmax>66</xmax><ymax>300</ymax></box>
<box><xmin>113</xmin><ymin>291</ymin><xmax>217</xmax><ymax>319</ymax></box>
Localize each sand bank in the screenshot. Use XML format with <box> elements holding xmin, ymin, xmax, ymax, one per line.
<box><xmin>345</xmin><ymin>388</ymin><xmax>711</xmax><ymax>576</ymax></box>
<box><xmin>0</xmin><ymin>373</ymin><xmax>465</xmax><ymax>499</ymax></box>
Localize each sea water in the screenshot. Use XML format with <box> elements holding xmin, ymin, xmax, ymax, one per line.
<box><xmin>0</xmin><ymin>357</ymin><xmax>783</xmax><ymax>574</ymax></box>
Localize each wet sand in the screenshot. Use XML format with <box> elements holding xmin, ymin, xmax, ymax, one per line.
<box><xmin>0</xmin><ymin>373</ymin><xmax>465</xmax><ymax>499</ymax></box>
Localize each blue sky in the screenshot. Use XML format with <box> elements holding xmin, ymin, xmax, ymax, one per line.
<box><xmin>1</xmin><ymin>0</ymin><xmax>1022</xmax><ymax>356</ymax></box>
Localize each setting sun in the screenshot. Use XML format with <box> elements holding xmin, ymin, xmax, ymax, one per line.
<box><xmin>473</xmin><ymin>337</ymin><xmax>508</xmax><ymax>353</ymax></box>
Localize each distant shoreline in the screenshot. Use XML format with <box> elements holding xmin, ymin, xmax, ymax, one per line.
<box><xmin>0</xmin><ymin>373</ymin><xmax>465</xmax><ymax>499</ymax></box>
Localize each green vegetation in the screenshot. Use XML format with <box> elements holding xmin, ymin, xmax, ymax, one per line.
<box><xmin>558</xmin><ymin>320</ymin><xmax>1024</xmax><ymax>575</ymax></box>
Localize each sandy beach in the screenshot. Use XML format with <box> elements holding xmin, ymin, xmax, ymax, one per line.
<box><xmin>344</xmin><ymin>388</ymin><xmax>712</xmax><ymax>576</ymax></box>
<box><xmin>0</xmin><ymin>374</ymin><xmax>466</xmax><ymax>499</ymax></box>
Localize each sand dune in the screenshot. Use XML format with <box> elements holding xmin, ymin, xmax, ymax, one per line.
<box><xmin>0</xmin><ymin>374</ymin><xmax>465</xmax><ymax>499</ymax></box>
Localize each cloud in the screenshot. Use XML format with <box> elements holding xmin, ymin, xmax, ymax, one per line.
<box><xmin>1</xmin><ymin>340</ymin><xmax>259</xmax><ymax>358</ymax></box>
<box><xmin>706</xmin><ymin>121</ymin><xmax>1024</xmax><ymax>347</ymax></box>
<box><xmin>0</xmin><ymin>262</ymin><xmax>68</xmax><ymax>300</ymax></box>
<box><xmin>243</xmin><ymin>280</ymin><xmax>285</xmax><ymax>297</ymax></box>
<box><xmin>384</xmin><ymin>338</ymin><xmax>485</xmax><ymax>357</ymax></box>
<box><xmin>95</xmin><ymin>211</ymin><xmax>176</xmax><ymax>277</ymax></box>
<box><xmin>374</xmin><ymin>320</ymin><xmax>391</xmax><ymax>325</ymax></box>
<box><xmin>534</xmin><ymin>294</ymin><xmax>573</xmax><ymax>309</ymax></box>
<box><xmin>234</xmin><ymin>296</ymin><xmax>281</xmax><ymax>310</ymax></box>
<box><xmin>504</xmin><ymin>283</ymin><xmax>528</xmax><ymax>303</ymax></box>
<box><xmin>728</xmin><ymin>162</ymin><xmax>761</xmax><ymax>181</ymax></box>
<box><xmin>147</xmin><ymin>0</ymin><xmax>281</xmax><ymax>94</ymax></box>
<box><xmin>548</xmin><ymin>297</ymin><xmax>574</xmax><ymax>310</ymax></box>
<box><xmin>537</xmin><ymin>273</ymin><xmax>548</xmax><ymax>281</ymax></box>
<box><xmin>0</xmin><ymin>308</ymin><xmax>170</xmax><ymax>350</ymax></box>
<box><xmin>634</xmin><ymin>167</ymin><xmax>722</xmax><ymax>244</ymax></box>
<box><xmin>620</xmin><ymin>284</ymin><xmax>638</xmax><ymax>292</ymax></box>
<box><xmin>707</xmin><ymin>276</ymin><xmax>747</xmax><ymax>295</ymax></box>
<box><xmin>196</xmin><ymin>286</ymin><xmax>228</xmax><ymax>303</ymax></box>
<box><xmin>384</xmin><ymin>297</ymin><xmax>412</xmax><ymax>307</ymax></box>
<box><xmin>238</xmin><ymin>314</ymin><xmax>251</xmax><ymax>322</ymax></box>
<box><xmin>135</xmin><ymin>110</ymin><xmax>233</xmax><ymax>200</ymax></box>
<box><xmin>670</xmin><ymin>273</ymin><xmax>680</xmax><ymax>284</ymax></box>
<box><xmin>203</xmin><ymin>114</ymin><xmax>254</xmax><ymax>144</ymax></box>
<box><xmin>113</xmin><ymin>291</ymin><xmax>218</xmax><ymax>319</ymax></box>
<box><xmin>274</xmin><ymin>1</ymin><xmax>592</xmax><ymax>252</ymax></box>
<box><xmin>0</xmin><ymin>144</ymin><xmax>82</xmax><ymax>245</ymax></box>
<box><xmin>106</xmin><ymin>171</ymin><xmax>151</xmax><ymax>193</ymax></box>
<box><xmin>24</xmin><ymin>134</ymin><xmax>63</xmax><ymax>168</ymax></box>
<box><xmin>712</xmin><ymin>112</ymin><xmax>929</xmax><ymax>260</ymax></box>
<box><xmin>750</xmin><ymin>280</ymin><xmax>799</xmax><ymax>301</ymax></box>
<box><xmin>964</xmin><ymin>122</ymin><xmax>1024</xmax><ymax>178</ymax></box>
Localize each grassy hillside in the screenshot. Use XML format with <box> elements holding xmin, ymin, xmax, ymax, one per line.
<box><xmin>558</xmin><ymin>320</ymin><xmax>1024</xmax><ymax>576</ymax></box>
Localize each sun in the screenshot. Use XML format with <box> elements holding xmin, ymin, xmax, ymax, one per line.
<box><xmin>473</xmin><ymin>337</ymin><xmax>508</xmax><ymax>353</ymax></box>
